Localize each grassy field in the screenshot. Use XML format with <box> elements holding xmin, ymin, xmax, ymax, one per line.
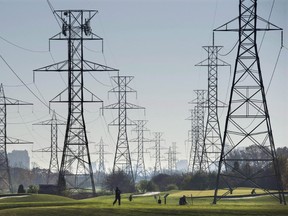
<box><xmin>0</xmin><ymin>189</ymin><xmax>287</xmax><ymax>216</ymax></box>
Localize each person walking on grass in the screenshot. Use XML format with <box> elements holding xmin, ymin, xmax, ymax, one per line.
<box><xmin>113</xmin><ymin>186</ymin><xmax>121</xmax><ymax>206</ymax></box>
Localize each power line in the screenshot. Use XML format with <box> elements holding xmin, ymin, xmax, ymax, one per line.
<box><xmin>266</xmin><ymin>46</ymin><xmax>283</xmax><ymax>95</ymax></box>
<box><xmin>0</xmin><ymin>35</ymin><xmax>48</xmax><ymax>53</ymax></box>
<box><xmin>0</xmin><ymin>55</ymin><xmax>50</xmax><ymax>111</ymax></box>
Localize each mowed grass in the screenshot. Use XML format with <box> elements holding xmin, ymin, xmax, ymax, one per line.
<box><xmin>0</xmin><ymin>189</ymin><xmax>287</xmax><ymax>216</ymax></box>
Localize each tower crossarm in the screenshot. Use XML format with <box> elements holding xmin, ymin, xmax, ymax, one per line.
<box><xmin>6</xmin><ymin>137</ymin><xmax>33</xmax><ymax>145</ymax></box>
<box><xmin>213</xmin><ymin>15</ymin><xmax>282</xmax><ymax>32</ymax></box>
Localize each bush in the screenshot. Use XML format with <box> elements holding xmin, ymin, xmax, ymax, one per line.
<box><xmin>165</xmin><ymin>184</ymin><xmax>178</xmax><ymax>191</ymax></box>
<box><xmin>103</xmin><ymin>171</ymin><xmax>135</xmax><ymax>193</ymax></box>
<box><xmin>146</xmin><ymin>181</ymin><xmax>159</xmax><ymax>192</ymax></box>
<box><xmin>136</xmin><ymin>180</ymin><xmax>149</xmax><ymax>193</ymax></box>
<box><xmin>27</xmin><ymin>185</ymin><xmax>39</xmax><ymax>193</ymax></box>
<box><xmin>17</xmin><ymin>184</ymin><xmax>26</xmax><ymax>193</ymax></box>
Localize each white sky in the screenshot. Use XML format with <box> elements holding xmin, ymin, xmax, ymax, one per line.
<box><xmin>0</xmin><ymin>0</ymin><xmax>287</xmax><ymax>172</ymax></box>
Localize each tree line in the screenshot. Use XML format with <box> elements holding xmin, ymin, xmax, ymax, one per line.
<box><xmin>103</xmin><ymin>146</ymin><xmax>288</xmax><ymax>193</ymax></box>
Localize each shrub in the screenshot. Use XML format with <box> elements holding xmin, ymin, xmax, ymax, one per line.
<box><xmin>166</xmin><ymin>184</ymin><xmax>178</xmax><ymax>191</ymax></box>
<box><xmin>27</xmin><ymin>185</ymin><xmax>39</xmax><ymax>193</ymax></box>
<box><xmin>17</xmin><ymin>184</ymin><xmax>26</xmax><ymax>193</ymax></box>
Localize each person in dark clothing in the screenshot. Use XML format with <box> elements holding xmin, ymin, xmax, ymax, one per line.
<box><xmin>113</xmin><ymin>187</ymin><xmax>121</xmax><ymax>206</ymax></box>
<box><xmin>179</xmin><ymin>195</ymin><xmax>187</xmax><ymax>205</ymax></box>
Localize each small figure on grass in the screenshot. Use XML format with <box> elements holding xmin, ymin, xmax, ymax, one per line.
<box><xmin>251</xmin><ymin>188</ymin><xmax>256</xmax><ymax>195</ymax></box>
<box><xmin>157</xmin><ymin>195</ymin><xmax>162</xmax><ymax>204</ymax></box>
<box><xmin>129</xmin><ymin>194</ymin><xmax>133</xmax><ymax>202</ymax></box>
<box><xmin>179</xmin><ymin>195</ymin><xmax>187</xmax><ymax>205</ymax></box>
<box><xmin>113</xmin><ymin>186</ymin><xmax>121</xmax><ymax>206</ymax></box>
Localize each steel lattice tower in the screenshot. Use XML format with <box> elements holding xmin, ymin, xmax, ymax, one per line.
<box><xmin>33</xmin><ymin>111</ymin><xmax>65</xmax><ymax>184</ymax></box>
<box><xmin>104</xmin><ymin>76</ymin><xmax>144</xmax><ymax>182</ymax></box>
<box><xmin>196</xmin><ymin>45</ymin><xmax>229</xmax><ymax>172</ymax></box>
<box><xmin>213</xmin><ymin>0</ymin><xmax>285</xmax><ymax>204</ymax></box>
<box><xmin>191</xmin><ymin>90</ymin><xmax>206</xmax><ymax>173</ymax></box>
<box><xmin>167</xmin><ymin>146</ymin><xmax>172</xmax><ymax>174</ymax></box>
<box><xmin>131</xmin><ymin>120</ymin><xmax>149</xmax><ymax>181</ymax></box>
<box><xmin>34</xmin><ymin>10</ymin><xmax>118</xmax><ymax>195</ymax></box>
<box><xmin>153</xmin><ymin>132</ymin><xmax>163</xmax><ymax>175</ymax></box>
<box><xmin>187</xmin><ymin>108</ymin><xmax>197</xmax><ymax>173</ymax></box>
<box><xmin>97</xmin><ymin>138</ymin><xmax>106</xmax><ymax>174</ymax></box>
<box><xmin>92</xmin><ymin>138</ymin><xmax>110</xmax><ymax>189</ymax></box>
<box><xmin>0</xmin><ymin>84</ymin><xmax>32</xmax><ymax>193</ymax></box>
<box><xmin>172</xmin><ymin>142</ymin><xmax>177</xmax><ymax>171</ymax></box>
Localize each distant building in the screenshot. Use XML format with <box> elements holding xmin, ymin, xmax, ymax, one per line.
<box><xmin>8</xmin><ymin>150</ymin><xmax>30</xmax><ymax>170</ymax></box>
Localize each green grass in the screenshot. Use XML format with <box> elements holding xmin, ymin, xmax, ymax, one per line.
<box><xmin>0</xmin><ymin>189</ymin><xmax>287</xmax><ymax>216</ymax></box>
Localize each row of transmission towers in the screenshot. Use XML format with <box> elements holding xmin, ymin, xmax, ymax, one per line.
<box><xmin>187</xmin><ymin>0</ymin><xmax>286</xmax><ymax>205</ymax></box>
<box><xmin>0</xmin><ymin>84</ymin><xmax>32</xmax><ymax>193</ymax></box>
<box><xmin>32</xmin><ymin>5</ymin><xmax>166</xmax><ymax>194</ymax></box>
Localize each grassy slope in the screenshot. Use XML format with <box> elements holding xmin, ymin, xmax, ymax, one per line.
<box><xmin>0</xmin><ymin>190</ymin><xmax>287</xmax><ymax>216</ymax></box>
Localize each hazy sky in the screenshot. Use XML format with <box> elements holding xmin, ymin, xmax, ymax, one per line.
<box><xmin>0</xmin><ymin>0</ymin><xmax>287</xmax><ymax>172</ymax></box>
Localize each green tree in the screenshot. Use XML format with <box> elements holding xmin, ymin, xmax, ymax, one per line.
<box><xmin>27</xmin><ymin>185</ymin><xmax>39</xmax><ymax>193</ymax></box>
<box><xmin>136</xmin><ymin>180</ymin><xmax>149</xmax><ymax>193</ymax></box>
<box><xmin>104</xmin><ymin>171</ymin><xmax>135</xmax><ymax>193</ymax></box>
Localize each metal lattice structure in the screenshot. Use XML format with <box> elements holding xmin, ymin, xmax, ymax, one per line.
<box><xmin>34</xmin><ymin>10</ymin><xmax>118</xmax><ymax>195</ymax></box>
<box><xmin>171</xmin><ymin>142</ymin><xmax>177</xmax><ymax>171</ymax></box>
<box><xmin>167</xmin><ymin>146</ymin><xmax>172</xmax><ymax>174</ymax></box>
<box><xmin>0</xmin><ymin>84</ymin><xmax>32</xmax><ymax>193</ymax></box>
<box><xmin>104</xmin><ymin>76</ymin><xmax>144</xmax><ymax>182</ymax></box>
<box><xmin>190</xmin><ymin>90</ymin><xmax>206</xmax><ymax>173</ymax></box>
<box><xmin>153</xmin><ymin>132</ymin><xmax>164</xmax><ymax>175</ymax></box>
<box><xmin>195</xmin><ymin>45</ymin><xmax>229</xmax><ymax>172</ymax></box>
<box><xmin>187</xmin><ymin>109</ymin><xmax>197</xmax><ymax>173</ymax></box>
<box><xmin>97</xmin><ymin>138</ymin><xmax>107</xmax><ymax>174</ymax></box>
<box><xmin>130</xmin><ymin>120</ymin><xmax>149</xmax><ymax>181</ymax></box>
<box><xmin>33</xmin><ymin>111</ymin><xmax>65</xmax><ymax>184</ymax></box>
<box><xmin>92</xmin><ymin>138</ymin><xmax>110</xmax><ymax>189</ymax></box>
<box><xmin>213</xmin><ymin>0</ymin><xmax>285</xmax><ymax>204</ymax></box>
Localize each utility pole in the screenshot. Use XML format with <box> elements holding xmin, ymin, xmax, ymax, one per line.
<box><xmin>104</xmin><ymin>76</ymin><xmax>144</xmax><ymax>183</ymax></box>
<box><xmin>33</xmin><ymin>111</ymin><xmax>65</xmax><ymax>184</ymax></box>
<box><xmin>195</xmin><ymin>45</ymin><xmax>229</xmax><ymax>172</ymax></box>
<box><xmin>130</xmin><ymin>120</ymin><xmax>150</xmax><ymax>181</ymax></box>
<box><xmin>34</xmin><ymin>9</ymin><xmax>118</xmax><ymax>195</ymax></box>
<box><xmin>213</xmin><ymin>0</ymin><xmax>285</xmax><ymax>204</ymax></box>
<box><xmin>0</xmin><ymin>84</ymin><xmax>32</xmax><ymax>193</ymax></box>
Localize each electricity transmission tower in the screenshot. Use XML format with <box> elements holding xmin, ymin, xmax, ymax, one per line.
<box><xmin>189</xmin><ymin>90</ymin><xmax>206</xmax><ymax>173</ymax></box>
<box><xmin>92</xmin><ymin>138</ymin><xmax>110</xmax><ymax>189</ymax></box>
<box><xmin>130</xmin><ymin>120</ymin><xmax>150</xmax><ymax>181</ymax></box>
<box><xmin>104</xmin><ymin>76</ymin><xmax>144</xmax><ymax>182</ymax></box>
<box><xmin>195</xmin><ymin>45</ymin><xmax>229</xmax><ymax>172</ymax></box>
<box><xmin>167</xmin><ymin>146</ymin><xmax>172</xmax><ymax>174</ymax></box>
<box><xmin>33</xmin><ymin>111</ymin><xmax>65</xmax><ymax>184</ymax></box>
<box><xmin>171</xmin><ymin>142</ymin><xmax>178</xmax><ymax>171</ymax></box>
<box><xmin>187</xmin><ymin>108</ymin><xmax>197</xmax><ymax>173</ymax></box>
<box><xmin>34</xmin><ymin>10</ymin><xmax>118</xmax><ymax>195</ymax></box>
<box><xmin>95</xmin><ymin>138</ymin><xmax>109</xmax><ymax>174</ymax></box>
<box><xmin>213</xmin><ymin>0</ymin><xmax>286</xmax><ymax>204</ymax></box>
<box><xmin>152</xmin><ymin>132</ymin><xmax>164</xmax><ymax>175</ymax></box>
<box><xmin>0</xmin><ymin>84</ymin><xmax>32</xmax><ymax>193</ymax></box>
<box><xmin>166</xmin><ymin>142</ymin><xmax>177</xmax><ymax>174</ymax></box>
